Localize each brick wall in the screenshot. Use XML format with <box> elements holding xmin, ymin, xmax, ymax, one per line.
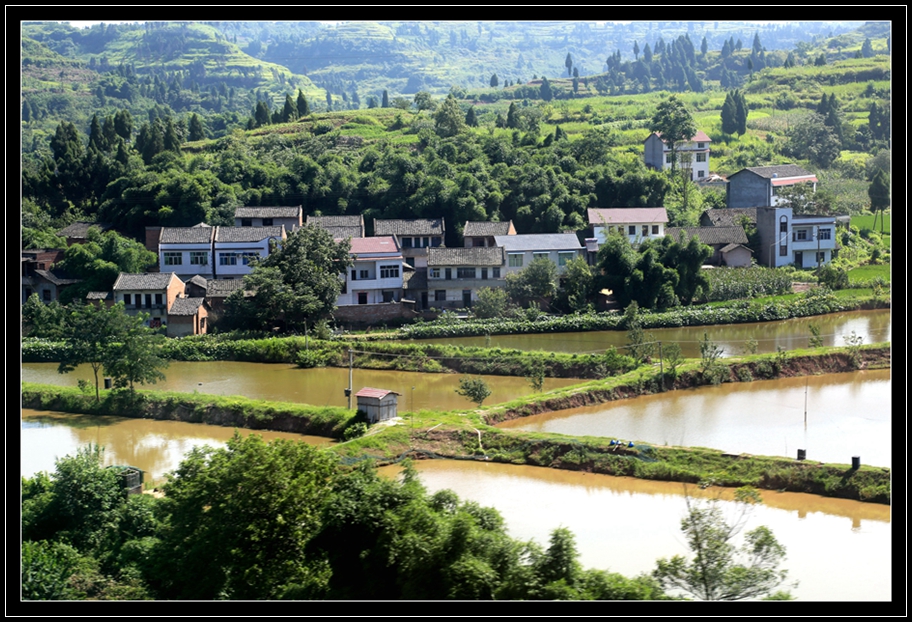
<box><xmin>333</xmin><ymin>302</ymin><xmax>418</xmax><ymax>328</ymax></box>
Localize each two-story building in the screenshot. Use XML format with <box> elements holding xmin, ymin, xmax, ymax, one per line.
<box><xmin>587</xmin><ymin>208</ymin><xmax>669</xmax><ymax>246</ymax></box>
<box><xmin>374</xmin><ymin>218</ymin><xmax>445</xmax><ymax>268</ymax></box>
<box><xmin>112</xmin><ymin>272</ymin><xmax>185</xmax><ymax>329</ymax></box>
<box><xmin>158</xmin><ymin>224</ymin><xmax>216</xmax><ymax>279</ymax></box>
<box><xmin>727</xmin><ymin>165</ymin><xmax>818</xmax><ymax>208</ymax></box>
<box><xmin>756</xmin><ymin>207</ymin><xmax>837</xmax><ymax>269</ymax></box>
<box><xmin>306</xmin><ymin>214</ymin><xmax>365</xmax><ymax>240</ymax></box>
<box><xmin>338</xmin><ymin>237</ymin><xmax>405</xmax><ymax>306</ymax></box>
<box><xmin>234</xmin><ymin>205</ymin><xmax>303</xmax><ymax>229</ymax></box>
<box><xmin>462</xmin><ymin>220</ymin><xmax>516</xmax><ymax>248</ymax></box>
<box><xmin>21</xmin><ymin>249</ymin><xmax>72</xmax><ymax>304</ymax></box>
<box><xmin>495</xmin><ymin>233</ymin><xmax>584</xmax><ymax>276</ymax></box>
<box><xmin>213</xmin><ymin>226</ymin><xmax>286</xmax><ymax>279</ymax></box>
<box><xmin>644</xmin><ymin>131</ymin><xmax>712</xmax><ymax>181</ymax></box>
<box><xmin>426</xmin><ymin>246</ymin><xmax>505</xmax><ymax>308</ymax></box>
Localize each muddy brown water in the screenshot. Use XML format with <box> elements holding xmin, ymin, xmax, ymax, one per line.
<box><xmin>414</xmin><ymin>309</ymin><xmax>891</xmax><ymax>357</ymax></box>
<box><xmin>378</xmin><ymin>460</ymin><xmax>891</xmax><ymax>601</ymax></box>
<box><xmin>498</xmin><ymin>370</ymin><xmax>892</xmax><ymax>467</ymax></box>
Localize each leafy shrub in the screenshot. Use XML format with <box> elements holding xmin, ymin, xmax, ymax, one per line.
<box><xmin>295</xmin><ymin>349</ymin><xmax>329</xmax><ymax>368</ymax></box>
<box><xmin>342</xmin><ymin>422</ymin><xmax>369</xmax><ymax>441</ymax></box>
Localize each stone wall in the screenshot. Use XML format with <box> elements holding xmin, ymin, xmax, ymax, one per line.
<box><xmin>333</xmin><ymin>301</ymin><xmax>418</xmax><ymax>328</ymax></box>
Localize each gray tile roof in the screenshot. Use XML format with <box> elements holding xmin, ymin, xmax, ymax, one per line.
<box><xmin>494</xmin><ymin>233</ymin><xmax>583</xmax><ymax>252</ymax></box>
<box><xmin>160</xmin><ymin>226</ymin><xmax>214</xmax><ymax>244</ymax></box>
<box><xmin>168</xmin><ymin>297</ymin><xmax>206</xmax><ymax>316</ymax></box>
<box><xmin>206</xmin><ymin>279</ymin><xmax>247</xmax><ymax>297</ymax></box>
<box><xmin>33</xmin><ymin>270</ymin><xmax>81</xmax><ymax>285</ymax></box>
<box><xmin>113</xmin><ymin>273</ymin><xmax>178</xmax><ymax>291</ymax></box>
<box><xmin>307</xmin><ymin>214</ymin><xmax>363</xmax><ymax>228</ymax></box>
<box><xmin>326</xmin><ymin>226</ymin><xmax>364</xmax><ymax>240</ymax></box>
<box><xmin>187</xmin><ymin>275</ymin><xmax>209</xmax><ymax>288</ymax></box>
<box><xmin>665</xmin><ymin>226</ymin><xmax>748</xmax><ymax>246</ymax></box>
<box><xmin>235</xmin><ymin>206</ymin><xmax>302</xmax><ymax>219</ymax></box>
<box><xmin>736</xmin><ymin>165</ymin><xmax>814</xmax><ymax>179</ymax></box>
<box><xmin>428</xmin><ymin>246</ymin><xmax>503</xmax><ymax>267</ymax></box>
<box><xmin>403</xmin><ymin>267</ymin><xmax>428</xmax><ymax>290</ymax></box>
<box><xmin>215</xmin><ymin>226</ymin><xmax>285</xmax><ymax>243</ymax></box>
<box><xmin>701</xmin><ymin>208</ymin><xmax>758</xmax><ymax>227</ymax></box>
<box><xmin>720</xmin><ymin>243</ymin><xmax>753</xmax><ymax>254</ymax></box>
<box><xmin>86</xmin><ymin>291</ymin><xmax>112</xmax><ymax>301</ymax></box>
<box><xmin>463</xmin><ymin>221</ymin><xmax>513</xmax><ymax>237</ymax></box>
<box><xmin>56</xmin><ymin>221</ymin><xmax>110</xmax><ymax>238</ymax></box>
<box><xmin>375</xmin><ymin>218</ymin><xmax>445</xmax><ymax>237</ymax></box>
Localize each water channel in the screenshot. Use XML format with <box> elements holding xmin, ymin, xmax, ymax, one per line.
<box><xmin>414</xmin><ymin>309</ymin><xmax>891</xmax><ymax>358</ymax></box>
<box><xmin>377</xmin><ymin>460</ymin><xmax>891</xmax><ymax>601</ymax></box>
<box><xmin>21</xmin><ymin>362</ymin><xmax>582</xmax><ymax>413</ymax></box>
<box><xmin>499</xmin><ymin>370</ymin><xmax>892</xmax><ymax>467</ymax></box>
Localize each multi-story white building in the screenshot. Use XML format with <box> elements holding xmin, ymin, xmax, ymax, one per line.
<box><xmin>756</xmin><ymin>207</ymin><xmax>837</xmax><ymax>269</ymax></box>
<box><xmin>426</xmin><ymin>246</ymin><xmax>505</xmax><ymax>308</ymax></box>
<box><xmin>374</xmin><ymin>218</ymin><xmax>445</xmax><ymax>268</ymax></box>
<box><xmin>213</xmin><ymin>226</ymin><xmax>286</xmax><ymax>279</ymax></box>
<box><xmin>234</xmin><ymin>205</ymin><xmax>303</xmax><ymax>229</ymax></box>
<box><xmin>495</xmin><ymin>233</ymin><xmax>584</xmax><ymax>276</ymax></box>
<box><xmin>644</xmin><ymin>130</ymin><xmax>711</xmax><ymax>181</ymax></box>
<box><xmin>338</xmin><ymin>237</ymin><xmax>405</xmax><ymax>305</ymax></box>
<box><xmin>587</xmin><ymin>208</ymin><xmax>669</xmax><ymax>246</ymax></box>
<box><xmin>158</xmin><ymin>224</ymin><xmax>216</xmax><ymax>279</ymax></box>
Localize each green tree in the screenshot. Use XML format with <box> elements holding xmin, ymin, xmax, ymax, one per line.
<box><xmin>565</xmin><ymin>53</ymin><xmax>573</xmax><ymax>76</ymax></box>
<box><xmin>554</xmin><ymin>256</ymin><xmax>594</xmax><ymax>313</ymax></box>
<box><xmin>490</xmin><ymin>73</ymin><xmax>499</xmax><ymax>88</ymax></box>
<box><xmin>861</xmin><ymin>38</ymin><xmax>874</xmax><ymax>58</ymax></box>
<box><xmin>734</xmin><ymin>90</ymin><xmax>748</xmax><ymax>135</ymax></box>
<box><xmin>506</xmin><ymin>101</ymin><xmax>520</xmax><ymax>129</ymax></box>
<box><xmin>623</xmin><ymin>302</ymin><xmax>654</xmax><ymax>364</ymax></box>
<box><xmin>472</xmin><ymin>286</ymin><xmax>512</xmax><ymax>319</ymax></box>
<box><xmin>151</xmin><ymin>433</ymin><xmax>337</xmax><ymax>599</ymax></box>
<box><xmin>224</xmin><ymin>224</ymin><xmax>353</xmax><ymax>333</ymax></box>
<box><xmin>58</xmin><ymin>301</ymin><xmax>130</xmax><ymax>401</ymax></box>
<box><xmin>22</xmin><ymin>295</ymin><xmax>68</xmax><ymax>340</ymax></box>
<box><xmin>720</xmin><ymin>91</ymin><xmax>738</xmax><ymax>135</ymax></box>
<box><xmin>381</xmin><ymin>89</ymin><xmax>390</xmax><ymax>108</ymax></box>
<box><xmin>525</xmin><ymin>357</ymin><xmax>546</xmax><ymax>392</ymax></box>
<box><xmin>650</xmin><ymin>95</ymin><xmax>697</xmax><ymax>179</ymax></box>
<box><xmin>455</xmin><ymin>376</ymin><xmax>492</xmax><ymax>407</ymax></box>
<box><xmin>21</xmin><ymin>540</ymin><xmax>80</xmax><ymax>600</ymax></box>
<box><xmin>539</xmin><ymin>77</ymin><xmax>553</xmax><ymax>102</ymax></box>
<box><xmin>653</xmin><ymin>487</ymin><xmax>791</xmax><ymax>600</ymax></box>
<box><xmin>868</xmin><ymin>170</ymin><xmax>890</xmax><ymax>234</ymax></box>
<box><xmin>465</xmin><ymin>105</ymin><xmax>478</xmax><ymax>127</ymax></box>
<box><xmin>103</xmin><ymin>313</ymin><xmax>169</xmax><ymax>391</ymax></box>
<box><xmin>188</xmin><ymin>113</ymin><xmax>205</xmax><ymax>141</ymax></box>
<box><xmin>55</xmin><ymin>228</ymin><xmax>157</xmax><ymax>303</ymax></box>
<box><xmin>296</xmin><ymin>89</ymin><xmax>310</xmax><ymax>116</ymax></box>
<box><xmin>434</xmin><ymin>94</ymin><xmax>465</xmax><ymax>137</ymax></box>
<box><xmin>505</xmin><ymin>257</ymin><xmax>558</xmax><ymax>310</ymax></box>
<box><xmin>786</xmin><ymin>113</ymin><xmax>840</xmax><ymax>168</ymax></box>
<box><xmin>414</xmin><ymin>90</ymin><xmax>435</xmax><ymax>111</ymax></box>
<box><xmin>282</xmin><ymin>93</ymin><xmax>298</xmax><ymax>122</ymax></box>
<box><xmin>633</xmin><ymin>40</ymin><xmax>640</xmax><ymax>60</ymax></box>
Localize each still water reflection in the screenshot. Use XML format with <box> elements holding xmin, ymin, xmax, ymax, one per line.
<box><xmin>499</xmin><ymin>370</ymin><xmax>891</xmax><ymax>467</ymax></box>
<box><xmin>379</xmin><ymin>460</ymin><xmax>891</xmax><ymax>601</ymax></box>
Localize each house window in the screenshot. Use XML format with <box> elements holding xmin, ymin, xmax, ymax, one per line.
<box><xmin>380</xmin><ymin>265</ymin><xmax>399</xmax><ymax>279</ymax></box>
<box><xmin>145</xmin><ymin>294</ymin><xmax>152</xmax><ymax>308</ymax></box>
<box><xmin>263</xmin><ymin>218</ymin><xmax>273</xmax><ymax>226</ymax></box>
<box><xmin>696</xmin><ymin>153</ymin><xmax>706</xmax><ymax>162</ymax></box>
<box><xmin>190</xmin><ymin>251</ymin><xmax>208</xmax><ymax>265</ymax></box>
<box><xmin>219</xmin><ymin>253</ymin><xmax>238</xmax><ymax>266</ymax></box>
<box><xmin>818</xmin><ymin>228</ymin><xmax>831</xmax><ymax>241</ymax></box>
<box><xmin>492</xmin><ymin>268</ymin><xmax>501</xmax><ymax>278</ymax></box>
<box><xmin>779</xmin><ymin>217</ymin><xmax>788</xmax><ymax>233</ymax></box>
<box><xmin>697</xmin><ymin>142</ymin><xmax>706</xmax><ymax>149</ymax></box>
<box><xmin>698</xmin><ymin>170</ymin><xmax>705</xmax><ymax>178</ymax></box>
<box><xmin>357</xmin><ymin>292</ymin><xmax>368</xmax><ymax>305</ymax></box>
<box><xmin>359</xmin><ymin>269</ymin><xmax>370</xmax><ymax>280</ymax></box>
<box><xmin>665</xmin><ymin>154</ymin><xmax>672</xmax><ymax>164</ymax></box>
<box><xmin>642</xmin><ymin>225</ymin><xmax>649</xmax><ymax>237</ymax></box>
<box><xmin>402</xmin><ymin>237</ymin><xmax>413</xmax><ymax>248</ymax></box>
<box><xmin>123</xmin><ymin>294</ymin><xmax>131</xmax><ymax>306</ymax></box>
<box><xmin>382</xmin><ymin>291</ymin><xmax>395</xmax><ymax>303</ymax></box>
<box><xmin>155</xmin><ymin>293</ymin><xmax>163</xmax><ymax>306</ymax></box>
<box><xmin>457</xmin><ymin>267</ymin><xmax>475</xmax><ymax>279</ymax></box>
<box><xmin>164</xmin><ymin>252</ymin><xmax>182</xmax><ymax>266</ymax></box>
<box><xmin>422</xmin><ymin>237</ymin><xmax>430</xmax><ymax>247</ymax></box>
<box><xmin>508</xmin><ymin>254</ymin><xmax>523</xmax><ymax>268</ymax></box>
<box><xmin>435</xmin><ymin>290</ymin><xmax>446</xmax><ymax>301</ymax></box>
<box><xmin>652</xmin><ymin>225</ymin><xmax>660</xmax><ymax>235</ymax></box>
<box><xmin>351</xmin><ymin>270</ymin><xmax>358</xmax><ymax>281</ymax></box>
<box><xmin>473</xmin><ymin>238</ymin><xmax>485</xmax><ymax>247</ymax></box>
<box><xmin>779</xmin><ymin>245</ymin><xmax>788</xmax><ymax>257</ymax></box>
<box><xmin>558</xmin><ymin>252</ymin><xmax>575</xmax><ymax>267</ymax></box>
<box><xmin>628</xmin><ymin>226</ymin><xmax>636</xmax><ymax>236</ymax></box>
<box><xmin>430</xmin><ymin>268</ymin><xmax>440</xmax><ymax>278</ymax></box>
<box><xmin>532</xmin><ymin>253</ymin><xmax>549</xmax><ymax>262</ymax></box>
<box><xmin>481</xmin><ymin>268</ymin><xmax>488</xmax><ymax>280</ymax></box>
<box><xmin>241</xmin><ymin>219</ymin><xmax>252</xmax><ymax>227</ymax></box>
<box><xmin>431</xmin><ymin>237</ymin><xmax>442</xmax><ymax>247</ymax></box>
<box><xmin>445</xmin><ymin>268</ymin><xmax>452</xmax><ymax>280</ymax></box>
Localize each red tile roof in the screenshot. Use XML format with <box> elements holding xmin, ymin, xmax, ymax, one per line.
<box><xmin>355</xmin><ymin>387</ymin><xmax>401</xmax><ymax>399</ymax></box>
<box><xmin>588</xmin><ymin>208</ymin><xmax>669</xmax><ymax>225</ymax></box>
<box><xmin>652</xmin><ymin>130</ymin><xmax>711</xmax><ymax>143</ymax></box>
<box><xmin>349</xmin><ymin>236</ymin><xmax>400</xmax><ymax>255</ymax></box>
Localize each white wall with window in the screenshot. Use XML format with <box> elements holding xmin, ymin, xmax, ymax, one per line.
<box><xmin>158</xmin><ymin>244</ymin><xmax>212</xmax><ymax>276</ymax></box>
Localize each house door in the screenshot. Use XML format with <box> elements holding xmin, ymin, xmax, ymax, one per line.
<box><xmin>421</xmin><ymin>292</ymin><xmax>428</xmax><ymax>309</ymax></box>
<box><xmin>794</xmin><ymin>251</ymin><xmax>803</xmax><ymax>268</ymax></box>
<box><xmin>462</xmin><ymin>290</ymin><xmax>472</xmax><ymax>308</ymax></box>
<box><xmin>358</xmin><ymin>292</ymin><xmax>368</xmax><ymax>305</ymax></box>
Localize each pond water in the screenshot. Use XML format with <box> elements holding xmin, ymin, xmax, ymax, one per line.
<box><xmin>499</xmin><ymin>370</ymin><xmax>892</xmax><ymax>467</ymax></box>
<box><xmin>378</xmin><ymin>460</ymin><xmax>891</xmax><ymax>601</ymax></box>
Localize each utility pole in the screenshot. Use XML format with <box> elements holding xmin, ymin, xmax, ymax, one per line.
<box><xmin>347</xmin><ymin>349</ymin><xmax>353</xmax><ymax>409</ymax></box>
<box><xmin>658</xmin><ymin>341</ymin><xmax>664</xmax><ymax>390</ymax></box>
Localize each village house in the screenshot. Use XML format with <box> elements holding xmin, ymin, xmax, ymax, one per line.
<box><xmin>167</xmin><ymin>296</ymin><xmax>209</xmax><ymax>337</ymax></box>
<box><xmin>700</xmin><ymin>207</ymin><xmax>758</xmax><ymax>228</ymax></box>
<box><xmin>157</xmin><ymin>224</ymin><xmax>216</xmax><ymax>279</ymax></box>
<box><xmin>56</xmin><ymin>221</ymin><xmax>111</xmax><ymax>247</ymax></box>
<box><xmin>306</xmin><ymin>214</ymin><xmax>365</xmax><ymax>240</ymax></box>
<box><xmin>213</xmin><ymin>226</ymin><xmax>287</xmax><ymax>279</ymax></box>
<box><xmin>112</xmin><ymin>272</ymin><xmax>185</xmax><ymax>330</ymax></box>
<box><xmin>664</xmin><ymin>226</ymin><xmax>753</xmax><ymax>267</ymax></box>
<box><xmin>644</xmin><ymin>130</ymin><xmax>712</xmax><ymax>181</ymax></box>
<box><xmin>755</xmin><ymin>207</ymin><xmax>837</xmax><ymax>269</ymax></box>
<box><xmin>426</xmin><ymin>246</ymin><xmax>505</xmax><ymax>308</ymax></box>
<box><xmin>374</xmin><ymin>218</ymin><xmax>445</xmax><ymax>268</ymax></box>
<box><xmin>21</xmin><ymin>249</ymin><xmax>73</xmax><ymax>304</ymax></box>
<box><xmin>462</xmin><ymin>220</ymin><xmax>516</xmax><ymax>248</ymax></box>
<box><xmin>337</xmin><ymin>236</ymin><xmax>405</xmax><ymax>306</ymax></box>
<box><xmin>495</xmin><ymin>233</ymin><xmax>584</xmax><ymax>276</ymax></box>
<box><xmin>234</xmin><ymin>205</ymin><xmax>303</xmax><ymax>229</ymax></box>
<box><xmin>726</xmin><ymin>164</ymin><xmax>818</xmax><ymax>208</ymax></box>
<box><xmin>587</xmin><ymin>208</ymin><xmax>669</xmax><ymax>246</ymax></box>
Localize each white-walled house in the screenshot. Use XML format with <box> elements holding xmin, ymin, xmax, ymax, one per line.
<box><xmin>158</xmin><ymin>224</ymin><xmax>216</xmax><ymax>279</ymax></box>
<box><xmin>338</xmin><ymin>237</ymin><xmax>405</xmax><ymax>305</ymax></box>
<box><xmin>426</xmin><ymin>246</ymin><xmax>505</xmax><ymax>308</ymax></box>
<box><xmin>756</xmin><ymin>207</ymin><xmax>837</xmax><ymax>269</ymax></box>
<box><xmin>495</xmin><ymin>233</ymin><xmax>584</xmax><ymax>276</ymax></box>
<box><xmin>213</xmin><ymin>226</ymin><xmax>286</xmax><ymax>279</ymax></box>
<box><xmin>374</xmin><ymin>218</ymin><xmax>445</xmax><ymax>268</ymax></box>
<box><xmin>112</xmin><ymin>272</ymin><xmax>185</xmax><ymax>329</ymax></box>
<box><xmin>587</xmin><ymin>208</ymin><xmax>669</xmax><ymax>246</ymax></box>
<box><xmin>644</xmin><ymin>131</ymin><xmax>711</xmax><ymax>181</ymax></box>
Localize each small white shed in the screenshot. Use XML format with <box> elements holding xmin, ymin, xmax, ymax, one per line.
<box><xmin>355</xmin><ymin>387</ymin><xmax>401</xmax><ymax>423</ymax></box>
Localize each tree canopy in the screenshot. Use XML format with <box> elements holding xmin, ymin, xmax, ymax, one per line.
<box><xmin>650</xmin><ymin>96</ymin><xmax>696</xmax><ymax>179</ymax></box>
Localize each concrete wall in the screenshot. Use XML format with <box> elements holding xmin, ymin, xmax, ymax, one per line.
<box><xmin>728</xmin><ymin>171</ymin><xmax>771</xmax><ymax>208</ymax></box>
<box><xmin>333</xmin><ymin>301</ymin><xmax>418</xmax><ymax>327</ymax></box>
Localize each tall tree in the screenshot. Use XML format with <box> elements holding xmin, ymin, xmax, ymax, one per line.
<box><xmin>433</xmin><ymin>94</ymin><xmax>465</xmax><ymax>137</ymax></box>
<box><xmin>565</xmin><ymin>52</ymin><xmax>573</xmax><ymax>76</ymax></box>
<box><xmin>57</xmin><ymin>301</ymin><xmax>130</xmax><ymax>400</ymax></box>
<box><xmin>868</xmin><ymin>170</ymin><xmax>890</xmax><ymax>234</ymax></box>
<box><xmin>382</xmin><ymin>89</ymin><xmax>390</xmax><ymax>108</ymax></box>
<box><xmin>506</xmin><ymin>101</ymin><xmax>520</xmax><ymax>129</ymax></box>
<box><xmin>282</xmin><ymin>94</ymin><xmax>298</xmax><ymax>122</ymax></box>
<box><xmin>188</xmin><ymin>113</ymin><xmax>205</xmax><ymax>141</ymax></box>
<box><xmin>734</xmin><ymin>90</ymin><xmax>748</xmax><ymax>135</ymax></box>
<box><xmin>103</xmin><ymin>312</ymin><xmax>169</xmax><ymax>391</ymax></box>
<box><xmin>296</xmin><ymin>89</ymin><xmax>310</xmax><ymax>116</ymax></box>
<box><xmin>465</xmin><ymin>105</ymin><xmax>478</xmax><ymax>127</ymax></box>
<box><xmin>633</xmin><ymin>40</ymin><xmax>640</xmax><ymax>60</ymax></box>
<box><xmin>490</xmin><ymin>73</ymin><xmax>499</xmax><ymax>88</ymax></box>
<box><xmin>539</xmin><ymin>77</ymin><xmax>553</xmax><ymax>102</ymax></box>
<box><xmin>720</xmin><ymin>91</ymin><xmax>738</xmax><ymax>135</ymax></box>
<box><xmin>861</xmin><ymin>38</ymin><xmax>874</xmax><ymax>58</ymax></box>
<box><xmin>650</xmin><ymin>95</ymin><xmax>697</xmax><ymax>179</ymax></box>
